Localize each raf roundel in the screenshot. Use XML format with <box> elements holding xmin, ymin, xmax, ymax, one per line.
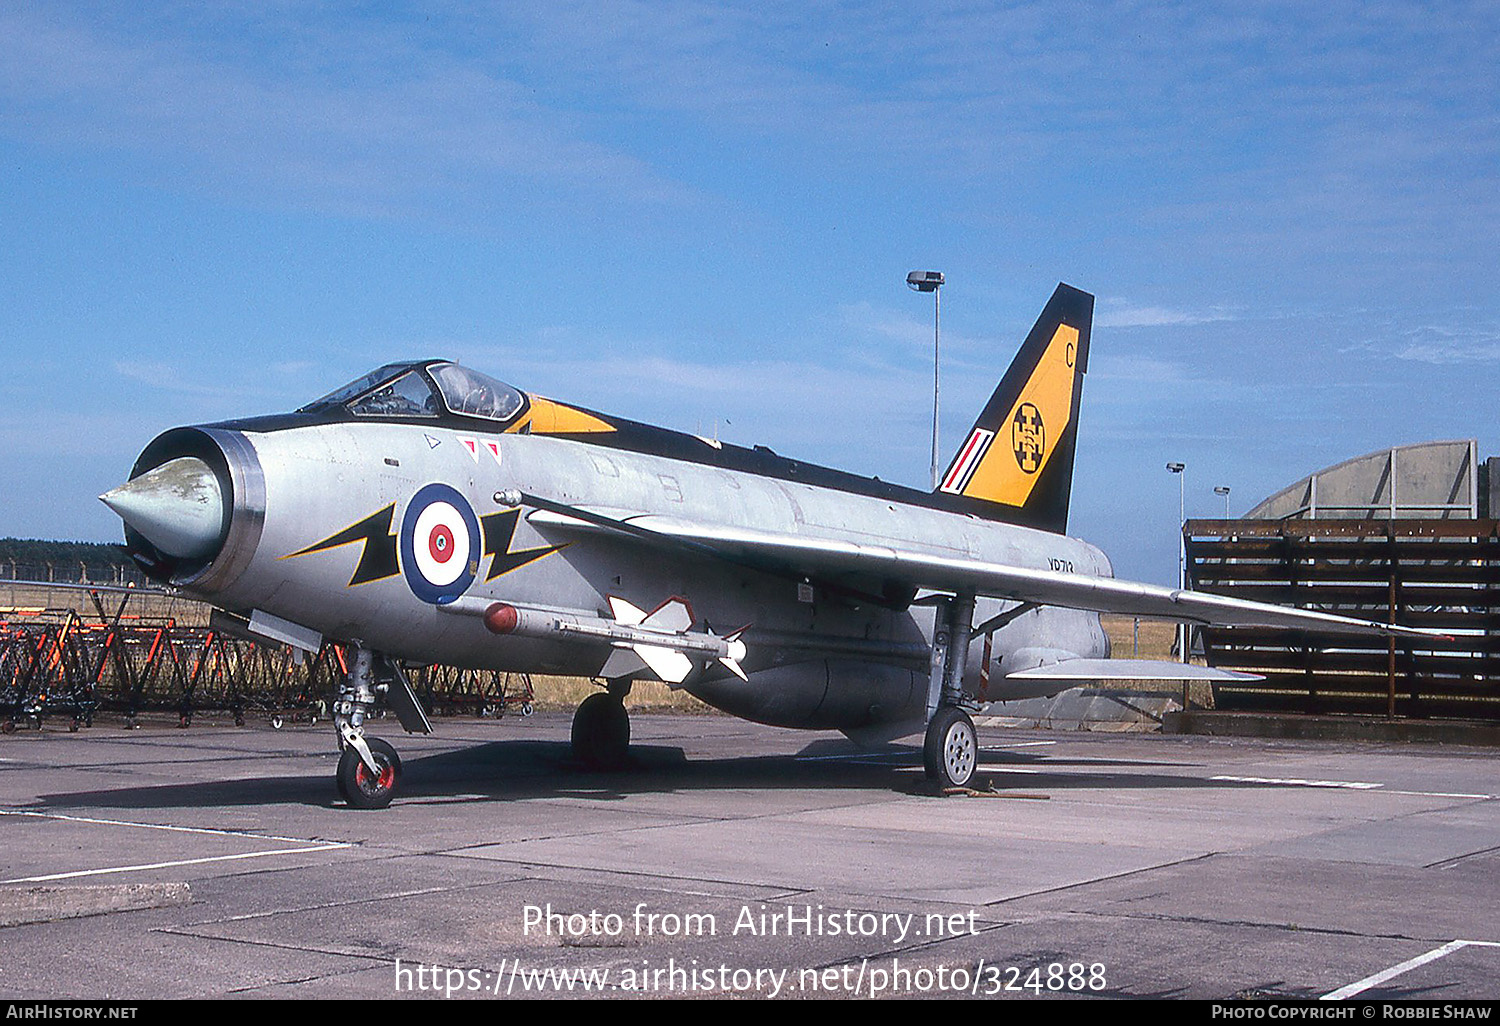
<box><xmin>400</xmin><ymin>483</ymin><xmax>482</xmax><ymax>604</ymax></box>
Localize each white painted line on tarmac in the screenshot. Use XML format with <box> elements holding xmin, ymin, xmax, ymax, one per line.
<box><xmin>395</xmin><ymin>794</ymin><xmax>491</xmax><ymax>805</ymax></box>
<box><xmin>1386</xmin><ymin>790</ymin><xmax>1495</xmax><ymax>800</ymax></box>
<box><xmin>1323</xmin><ymin>939</ymin><xmax>1500</xmax><ymax>1000</ymax></box>
<box><xmin>0</xmin><ymin>808</ymin><xmax>355</xmax><ymax>884</ymax></box>
<box><xmin>1212</xmin><ymin>775</ymin><xmax>1382</xmax><ymax>790</ymax></box>
<box><xmin>795</xmin><ymin>740</ymin><xmax>1056</xmax><ymax>765</ymax></box>
<box><xmin>0</xmin><ymin>808</ymin><xmax>354</xmax><ymax>847</ymax></box>
<box><xmin>793</xmin><ymin>752</ymin><xmax>913</xmax><ymax>763</ymax></box>
<box><xmin>2</xmin><ymin>844</ymin><xmax>353</xmax><ymax>884</ymax></box>
<box><xmin>1209</xmin><ymin>778</ymin><xmax>1495</xmax><ymax>799</ymax></box>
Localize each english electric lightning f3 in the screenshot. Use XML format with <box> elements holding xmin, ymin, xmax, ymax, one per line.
<box><xmin>102</xmin><ymin>284</ymin><xmax>1431</xmax><ymax>807</ymax></box>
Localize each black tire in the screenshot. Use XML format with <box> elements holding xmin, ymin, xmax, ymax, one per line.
<box><xmin>571</xmin><ymin>692</ymin><xmax>630</xmax><ymax>769</ymax></box>
<box><xmin>923</xmin><ymin>707</ymin><xmax>978</xmax><ymax>789</ymax></box>
<box><xmin>337</xmin><ymin>738</ymin><xmax>402</xmax><ymax>809</ymax></box>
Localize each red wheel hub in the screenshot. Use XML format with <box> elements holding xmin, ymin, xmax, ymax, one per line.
<box><xmin>357</xmin><ymin>761</ymin><xmax>395</xmax><ymax>790</ymax></box>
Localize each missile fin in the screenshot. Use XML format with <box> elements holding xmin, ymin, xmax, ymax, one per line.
<box><xmin>641</xmin><ymin>597</ymin><xmax>693</xmax><ymax>634</ymax></box>
<box><xmin>599</xmin><ymin>647</ymin><xmax>646</xmax><ymax>680</ymax></box>
<box><xmin>633</xmin><ymin>644</ymin><xmax>694</xmax><ymax>685</ymax></box>
<box><xmin>608</xmin><ymin>596</ymin><xmax>647</xmax><ymax>626</ymax></box>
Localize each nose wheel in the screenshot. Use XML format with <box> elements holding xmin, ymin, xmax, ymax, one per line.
<box><xmin>924</xmin><ymin>707</ymin><xmax>978</xmax><ymax>789</ymax></box>
<box><xmin>337</xmin><ymin>737</ymin><xmax>402</xmax><ymax>809</ymax></box>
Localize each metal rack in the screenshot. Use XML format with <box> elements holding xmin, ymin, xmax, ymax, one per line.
<box><xmin>0</xmin><ymin>586</ymin><xmax>534</xmax><ymax>731</ymax></box>
<box><xmin>1186</xmin><ymin>519</ymin><xmax>1500</xmax><ymax>720</ymax></box>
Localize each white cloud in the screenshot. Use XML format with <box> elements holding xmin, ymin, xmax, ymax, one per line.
<box><xmin>111</xmin><ymin>359</ymin><xmax>304</xmax><ymax>409</ymax></box>
<box><xmin>0</xmin><ymin>8</ymin><xmax>694</xmax><ymax>220</ymax></box>
<box><xmin>835</xmin><ymin>302</ymin><xmax>997</xmax><ymax>361</ymax></box>
<box><xmin>1392</xmin><ymin>326</ymin><xmax>1500</xmax><ymax>364</ymax></box>
<box><xmin>1095</xmin><ymin>302</ymin><xmax>1238</xmax><ymax>329</ymax></box>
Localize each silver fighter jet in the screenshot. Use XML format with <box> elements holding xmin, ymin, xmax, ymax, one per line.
<box><xmin>100</xmin><ymin>284</ymin><xmax>1432</xmax><ymax>807</ymax></box>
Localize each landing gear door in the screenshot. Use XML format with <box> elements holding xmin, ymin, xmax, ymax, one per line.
<box><xmin>386</xmin><ymin>661</ymin><xmax>434</xmax><ymax>735</ymax></box>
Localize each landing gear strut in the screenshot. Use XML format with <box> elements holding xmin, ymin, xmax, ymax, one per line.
<box><xmin>572</xmin><ymin>682</ymin><xmax>631</xmax><ymax>769</ymax></box>
<box><xmin>923</xmin><ymin>592</ymin><xmax>981</xmax><ymax>789</ymax></box>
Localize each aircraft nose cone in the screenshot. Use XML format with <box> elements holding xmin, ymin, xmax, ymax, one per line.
<box><xmin>100</xmin><ymin>456</ymin><xmax>225</xmax><ymax>560</ymax></box>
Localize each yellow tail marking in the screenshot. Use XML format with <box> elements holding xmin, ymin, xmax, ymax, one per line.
<box><xmin>507</xmin><ymin>395</ymin><xmax>616</xmax><ymax>435</ymax></box>
<box><xmin>961</xmin><ymin>323</ymin><xmax>1080</xmax><ymax>506</ymax></box>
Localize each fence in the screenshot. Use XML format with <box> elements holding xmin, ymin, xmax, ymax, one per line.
<box><xmin>0</xmin><ymin>562</ymin><xmax>149</xmax><ymax>587</ymax></box>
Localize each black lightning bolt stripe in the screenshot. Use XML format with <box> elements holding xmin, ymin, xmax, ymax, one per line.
<box><xmin>285</xmin><ymin>504</ymin><xmax>400</xmax><ymax>587</ymax></box>
<box><xmin>481</xmin><ymin>509</ymin><xmax>567</xmax><ymax>581</ymax></box>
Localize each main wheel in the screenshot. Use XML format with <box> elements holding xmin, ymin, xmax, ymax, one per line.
<box><xmin>571</xmin><ymin>692</ymin><xmax>630</xmax><ymax>769</ymax></box>
<box><xmin>923</xmin><ymin>707</ymin><xmax>978</xmax><ymax>789</ymax></box>
<box><xmin>337</xmin><ymin>738</ymin><xmax>402</xmax><ymax>809</ymax></box>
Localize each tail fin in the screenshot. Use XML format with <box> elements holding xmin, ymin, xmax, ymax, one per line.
<box><xmin>936</xmin><ymin>283</ymin><xmax>1093</xmax><ymax>534</ymax></box>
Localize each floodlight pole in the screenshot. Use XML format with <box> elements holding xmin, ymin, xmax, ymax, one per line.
<box><xmin>907</xmin><ymin>271</ymin><xmax>945</xmax><ymax>489</ymax></box>
<box><xmin>1167</xmin><ymin>462</ymin><xmax>1187</xmax><ymax>664</ymax></box>
<box><xmin>932</xmin><ymin>285</ymin><xmax>941</xmax><ymax>488</ymax></box>
<box><xmin>1215</xmin><ymin>485</ymin><xmax>1231</xmax><ymax>518</ymax></box>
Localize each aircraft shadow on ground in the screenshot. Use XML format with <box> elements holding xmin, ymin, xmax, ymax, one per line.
<box><xmin>29</xmin><ymin>737</ymin><xmax>1271</xmax><ymax>812</ymax></box>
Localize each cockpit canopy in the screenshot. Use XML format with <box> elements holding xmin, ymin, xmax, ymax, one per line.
<box><xmin>299</xmin><ymin>361</ymin><xmax>526</xmax><ymax>424</ymax></box>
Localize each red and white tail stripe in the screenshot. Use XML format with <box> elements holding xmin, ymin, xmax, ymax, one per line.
<box><xmin>939</xmin><ymin>428</ymin><xmax>994</xmax><ymax>494</ymax></box>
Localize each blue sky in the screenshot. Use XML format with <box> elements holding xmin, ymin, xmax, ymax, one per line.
<box><xmin>2</xmin><ymin>1</ymin><xmax>1496</xmax><ymax>584</ymax></box>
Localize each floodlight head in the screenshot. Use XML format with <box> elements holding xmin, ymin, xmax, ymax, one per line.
<box><xmin>1214</xmin><ymin>486</ymin><xmax>1231</xmax><ymax>496</ymax></box>
<box><xmin>906</xmin><ymin>270</ymin><xmax>944</xmax><ymax>292</ymax></box>
<box><xmin>1166</xmin><ymin>462</ymin><xmax>1185</xmax><ymax>473</ymax></box>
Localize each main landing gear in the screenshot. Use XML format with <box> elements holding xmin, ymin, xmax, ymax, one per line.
<box><xmin>571</xmin><ymin>680</ymin><xmax>631</xmax><ymax>770</ymax></box>
<box><xmin>923</xmin><ymin>592</ymin><xmax>982</xmax><ymax>790</ymax></box>
<box><xmin>333</xmin><ymin>645</ymin><xmax>432</xmax><ymax>809</ymax></box>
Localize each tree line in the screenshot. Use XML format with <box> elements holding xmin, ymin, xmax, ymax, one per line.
<box><xmin>0</xmin><ymin>538</ymin><xmax>134</xmax><ymax>580</ymax></box>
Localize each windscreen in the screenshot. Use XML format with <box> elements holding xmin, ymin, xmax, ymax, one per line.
<box><xmin>298</xmin><ymin>363</ymin><xmax>417</xmax><ymax>411</ymax></box>
<box><xmin>347</xmin><ymin>370</ymin><xmax>440</xmax><ymax>418</ymax></box>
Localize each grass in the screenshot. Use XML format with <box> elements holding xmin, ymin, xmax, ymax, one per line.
<box><xmin>1101</xmin><ymin>614</ymin><xmax>1177</xmax><ymax>660</ymax></box>
<box><xmin>528</xmin><ymin>675</ymin><xmax>712</xmax><ymax>713</ymax></box>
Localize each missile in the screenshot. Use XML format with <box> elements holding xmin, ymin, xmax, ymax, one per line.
<box><xmin>476</xmin><ymin>596</ymin><xmax>748</xmax><ymax>685</ymax></box>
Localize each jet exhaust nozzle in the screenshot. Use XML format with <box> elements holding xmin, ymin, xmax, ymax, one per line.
<box><xmin>100</xmin><ymin>456</ymin><xmax>226</xmax><ymax>560</ymax></box>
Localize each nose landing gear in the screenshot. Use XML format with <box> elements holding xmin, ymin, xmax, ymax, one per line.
<box><xmin>332</xmin><ymin>645</ymin><xmax>431</xmax><ymax>809</ymax></box>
